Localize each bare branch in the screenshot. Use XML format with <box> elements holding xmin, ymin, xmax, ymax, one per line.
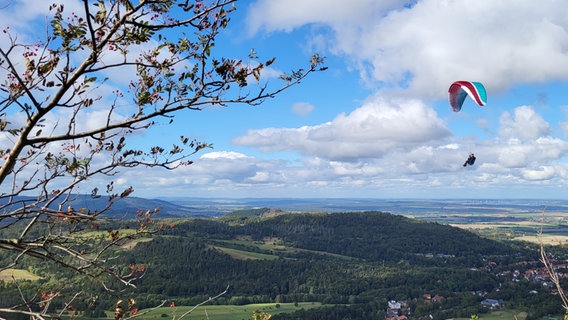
<box><xmin>538</xmin><ymin>208</ymin><xmax>568</xmax><ymax>314</ymax></box>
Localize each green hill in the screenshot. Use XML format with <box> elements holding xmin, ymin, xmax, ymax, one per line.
<box><xmin>0</xmin><ymin>210</ymin><xmax>564</xmax><ymax>320</ymax></box>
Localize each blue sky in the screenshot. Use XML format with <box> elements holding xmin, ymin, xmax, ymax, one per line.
<box><xmin>3</xmin><ymin>0</ymin><xmax>568</xmax><ymax>199</ymax></box>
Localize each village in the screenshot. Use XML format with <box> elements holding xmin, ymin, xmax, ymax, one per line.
<box><xmin>384</xmin><ymin>254</ymin><xmax>568</xmax><ymax>319</ymax></box>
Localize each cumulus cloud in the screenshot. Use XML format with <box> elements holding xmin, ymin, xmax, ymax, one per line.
<box><xmin>247</xmin><ymin>0</ymin><xmax>568</xmax><ymax>99</ymax></box>
<box><xmin>233</xmin><ymin>97</ymin><xmax>451</xmax><ymax>161</ymax></box>
<box><xmin>521</xmin><ymin>166</ymin><xmax>557</xmax><ymax>181</ymax></box>
<box><xmin>245</xmin><ymin>0</ymin><xmax>401</xmax><ymax>35</ymax></box>
<box><xmin>499</xmin><ymin>106</ymin><xmax>551</xmax><ymax>141</ymax></box>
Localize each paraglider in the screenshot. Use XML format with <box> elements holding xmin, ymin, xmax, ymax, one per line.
<box><xmin>448</xmin><ymin>81</ymin><xmax>487</xmax><ymax>167</ymax></box>
<box><xmin>448</xmin><ymin>81</ymin><xmax>487</xmax><ymax>112</ymax></box>
<box><xmin>463</xmin><ymin>153</ymin><xmax>476</xmax><ymax>167</ymax></box>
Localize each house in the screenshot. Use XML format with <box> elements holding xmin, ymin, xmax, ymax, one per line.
<box><xmin>423</xmin><ymin>293</ymin><xmax>445</xmax><ymax>303</ymax></box>
<box><xmin>386</xmin><ymin>300</ymin><xmax>408</xmax><ymax>320</ymax></box>
<box><xmin>481</xmin><ymin>299</ymin><xmax>504</xmax><ymax>309</ymax></box>
<box><xmin>388</xmin><ymin>300</ymin><xmax>401</xmax><ymax>310</ymax></box>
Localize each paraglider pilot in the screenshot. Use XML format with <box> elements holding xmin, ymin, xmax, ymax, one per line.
<box><xmin>463</xmin><ymin>153</ymin><xmax>476</xmax><ymax>167</ymax></box>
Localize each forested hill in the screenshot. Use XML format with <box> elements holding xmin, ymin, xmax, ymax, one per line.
<box><xmin>275</xmin><ymin>212</ymin><xmax>516</xmax><ymax>259</ymax></box>
<box><xmin>110</xmin><ymin>210</ymin><xmax>552</xmax><ymax>319</ymax></box>
<box><xmin>181</xmin><ymin>210</ymin><xmax>521</xmax><ymax>265</ymax></box>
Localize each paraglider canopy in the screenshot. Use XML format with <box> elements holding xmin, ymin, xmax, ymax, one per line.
<box><xmin>448</xmin><ymin>81</ymin><xmax>487</xmax><ymax>112</ymax></box>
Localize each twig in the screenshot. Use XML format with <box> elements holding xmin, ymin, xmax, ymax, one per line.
<box><xmin>124</xmin><ymin>300</ymin><xmax>167</xmax><ymax>319</ymax></box>
<box><xmin>537</xmin><ymin>208</ymin><xmax>568</xmax><ymax>315</ymax></box>
<box><xmin>58</xmin><ymin>291</ymin><xmax>82</xmax><ymax>318</ymax></box>
<box><xmin>176</xmin><ymin>284</ymin><xmax>230</xmax><ymax>320</ymax></box>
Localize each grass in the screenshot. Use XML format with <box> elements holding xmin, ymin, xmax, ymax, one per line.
<box><xmin>452</xmin><ymin>310</ymin><xmax>528</xmax><ymax>319</ymax></box>
<box><xmin>120</xmin><ymin>237</ymin><xmax>153</xmax><ymax>250</ymax></box>
<box><xmin>210</xmin><ymin>245</ymin><xmax>280</xmax><ymax>260</ymax></box>
<box><xmin>142</xmin><ymin>302</ymin><xmax>321</xmax><ymax>320</ymax></box>
<box><xmin>79</xmin><ymin>228</ymin><xmax>141</xmax><ymax>239</ymax></box>
<box><xmin>80</xmin><ymin>302</ymin><xmax>323</xmax><ymax>320</ymax></box>
<box><xmin>72</xmin><ymin>228</ymin><xmax>154</xmax><ymax>250</ymax></box>
<box><xmin>513</xmin><ymin>234</ymin><xmax>568</xmax><ymax>245</ymax></box>
<box><xmin>0</xmin><ymin>268</ymin><xmax>41</xmax><ymax>281</ymax></box>
<box><xmin>215</xmin><ymin>237</ymin><xmax>355</xmax><ymax>260</ymax></box>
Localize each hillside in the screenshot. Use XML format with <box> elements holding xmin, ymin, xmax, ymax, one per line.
<box><xmin>114</xmin><ymin>211</ymin><xmax>561</xmax><ymax>319</ymax></box>
<box><xmin>0</xmin><ymin>210</ymin><xmax>565</xmax><ymax>320</ymax></box>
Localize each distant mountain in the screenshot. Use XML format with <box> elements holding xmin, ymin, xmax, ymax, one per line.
<box><xmin>71</xmin><ymin>195</ymin><xmax>200</xmax><ymax>219</ymax></box>
<box><xmin>0</xmin><ymin>195</ymin><xmax>208</xmax><ymax>219</ymax></box>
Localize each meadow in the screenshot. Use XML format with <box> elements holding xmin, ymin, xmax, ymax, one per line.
<box><xmin>0</xmin><ymin>268</ymin><xmax>40</xmax><ymax>281</ymax></box>
<box><xmin>453</xmin><ymin>310</ymin><xmax>528</xmax><ymax>320</ymax></box>
<box><xmin>86</xmin><ymin>302</ymin><xmax>323</xmax><ymax>320</ymax></box>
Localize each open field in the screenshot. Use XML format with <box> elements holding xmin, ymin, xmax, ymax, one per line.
<box><xmin>421</xmin><ymin>210</ymin><xmax>568</xmax><ymax>245</ymax></box>
<box><xmin>452</xmin><ymin>310</ymin><xmax>528</xmax><ymax>319</ymax></box>
<box><xmin>0</xmin><ymin>268</ymin><xmax>41</xmax><ymax>281</ymax></box>
<box><xmin>120</xmin><ymin>237</ymin><xmax>153</xmax><ymax>250</ymax></box>
<box><xmin>449</xmin><ymin>220</ymin><xmax>568</xmax><ymax>245</ymax></box>
<box><xmin>85</xmin><ymin>302</ymin><xmax>324</xmax><ymax>320</ymax></box>
<box><xmin>211</xmin><ymin>245</ymin><xmax>280</xmax><ymax>260</ymax></box>
<box><xmin>215</xmin><ymin>237</ymin><xmax>356</xmax><ymax>260</ymax></box>
<box><xmin>513</xmin><ymin>234</ymin><xmax>568</xmax><ymax>245</ymax></box>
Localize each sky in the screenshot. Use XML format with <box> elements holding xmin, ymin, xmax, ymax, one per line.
<box><xmin>3</xmin><ymin>0</ymin><xmax>568</xmax><ymax>199</ymax></box>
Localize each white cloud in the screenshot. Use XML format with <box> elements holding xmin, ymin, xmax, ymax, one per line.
<box><xmin>233</xmin><ymin>97</ymin><xmax>450</xmax><ymax>161</ymax></box>
<box><xmin>247</xmin><ymin>0</ymin><xmax>568</xmax><ymax>99</ymax></box>
<box><xmin>499</xmin><ymin>106</ymin><xmax>550</xmax><ymax>141</ymax></box>
<box><xmin>0</xmin><ymin>1</ymin><xmax>83</xmax><ymax>40</ymax></box>
<box><xmin>521</xmin><ymin>166</ymin><xmax>556</xmax><ymax>181</ymax></box>
<box><xmin>200</xmin><ymin>151</ymin><xmax>249</xmax><ymax>160</ymax></box>
<box><xmin>291</xmin><ymin>102</ymin><xmax>315</xmax><ymax>116</ymax></box>
<box><xmin>560</xmin><ymin>121</ymin><xmax>568</xmax><ymax>138</ymax></box>
<box><xmin>245</xmin><ymin>0</ymin><xmax>401</xmax><ymax>35</ymax></box>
